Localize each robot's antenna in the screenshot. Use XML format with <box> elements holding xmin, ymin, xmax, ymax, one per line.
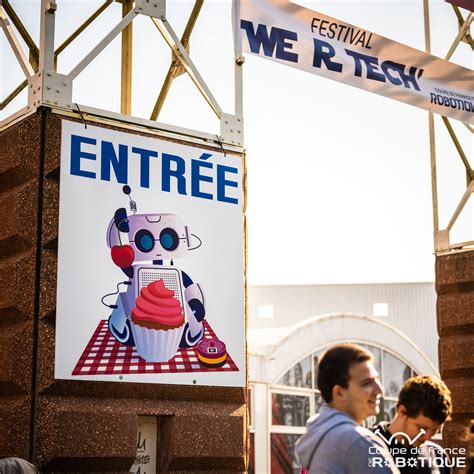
<box><xmin>123</xmin><ymin>185</ymin><xmax>137</xmax><ymax>214</ymax></box>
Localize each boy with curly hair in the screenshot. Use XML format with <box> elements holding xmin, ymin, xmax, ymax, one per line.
<box><xmin>373</xmin><ymin>375</ymin><xmax>453</xmax><ymax>473</ymax></box>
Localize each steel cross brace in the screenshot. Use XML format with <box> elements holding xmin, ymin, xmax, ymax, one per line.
<box><xmin>424</xmin><ymin>0</ymin><xmax>473</xmax><ymax>254</ymax></box>
<box><xmin>149</xmin><ymin>1</ymin><xmax>243</xmax><ymax>146</ymax></box>
<box><xmin>1</xmin><ymin>0</ymin><xmax>244</xmax><ymax>147</ymax></box>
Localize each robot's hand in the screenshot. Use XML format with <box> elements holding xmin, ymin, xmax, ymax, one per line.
<box><xmin>188</xmin><ymin>298</ymin><xmax>205</xmax><ymax>323</ymax></box>
<box><xmin>108</xmin><ymin>293</ymin><xmax>135</xmax><ymax>346</ymax></box>
<box><xmin>108</xmin><ymin>313</ymin><xmax>134</xmax><ymax>346</ymax></box>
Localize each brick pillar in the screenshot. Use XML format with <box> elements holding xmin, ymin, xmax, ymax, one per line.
<box><xmin>436</xmin><ymin>250</ymin><xmax>474</xmax><ymax>458</ymax></box>
<box><xmin>0</xmin><ymin>109</ymin><xmax>248</xmax><ymax>472</ymax></box>
<box><xmin>0</xmin><ymin>112</ymin><xmax>42</xmax><ymax>462</ymax></box>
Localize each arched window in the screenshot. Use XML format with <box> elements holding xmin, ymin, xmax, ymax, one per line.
<box><xmin>269</xmin><ymin>343</ymin><xmax>417</xmax><ymax>473</ymax></box>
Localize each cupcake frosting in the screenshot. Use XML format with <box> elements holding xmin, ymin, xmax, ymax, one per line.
<box><xmin>131</xmin><ymin>279</ymin><xmax>184</xmax><ymax>329</ymax></box>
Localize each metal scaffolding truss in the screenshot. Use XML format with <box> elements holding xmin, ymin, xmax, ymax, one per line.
<box><xmin>423</xmin><ymin>0</ymin><xmax>473</xmax><ymax>255</ymax></box>
<box><xmin>0</xmin><ymin>0</ymin><xmax>244</xmax><ymax>150</ymax></box>
<box><xmin>1</xmin><ymin>0</ymin><xmax>472</xmax><ymax>255</ymax></box>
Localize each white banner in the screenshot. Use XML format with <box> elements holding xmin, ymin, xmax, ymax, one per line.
<box><xmin>233</xmin><ymin>0</ymin><xmax>473</xmax><ymax>123</ymax></box>
<box><xmin>56</xmin><ymin>120</ymin><xmax>245</xmax><ymax>387</ymax></box>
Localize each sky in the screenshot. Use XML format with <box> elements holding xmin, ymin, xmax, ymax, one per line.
<box><xmin>1</xmin><ymin>0</ymin><xmax>472</xmax><ymax>285</ymax></box>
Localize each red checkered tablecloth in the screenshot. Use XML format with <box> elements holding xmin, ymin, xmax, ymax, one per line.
<box><xmin>72</xmin><ymin>320</ymin><xmax>239</xmax><ymax>376</ymax></box>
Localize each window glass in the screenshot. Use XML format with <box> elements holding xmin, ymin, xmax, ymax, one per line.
<box><xmin>270</xmin><ymin>433</ymin><xmax>302</xmax><ymax>473</ymax></box>
<box><xmin>276</xmin><ymin>356</ymin><xmax>312</xmax><ymax>388</ymax></box>
<box><xmin>272</xmin><ymin>393</ymin><xmax>310</xmax><ymax>427</ymax></box>
<box><xmin>381</xmin><ymin>398</ymin><xmax>398</xmax><ymax>422</ymax></box>
<box><xmin>383</xmin><ymin>351</ymin><xmax>412</xmax><ymax>397</ymax></box>
<box><xmin>359</xmin><ymin>344</ymin><xmax>382</xmax><ymax>376</ymax></box>
<box><xmin>312</xmin><ymin>354</ymin><xmax>319</xmax><ymax>389</ymax></box>
<box><xmin>314</xmin><ymin>392</ymin><xmax>323</xmax><ymax>414</ymax></box>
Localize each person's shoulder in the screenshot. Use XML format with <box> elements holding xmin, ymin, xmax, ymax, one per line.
<box><xmin>354</xmin><ymin>425</ymin><xmax>388</xmax><ymax>446</ymax></box>
<box><xmin>331</xmin><ymin>423</ymin><xmax>384</xmax><ymax>448</ymax></box>
<box><xmin>344</xmin><ymin>427</ymin><xmax>399</xmax><ymax>473</ymax></box>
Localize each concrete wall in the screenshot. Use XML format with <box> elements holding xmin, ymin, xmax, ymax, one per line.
<box><xmin>249</xmin><ymin>282</ymin><xmax>438</xmax><ymax>366</ymax></box>
<box><xmin>0</xmin><ymin>109</ymin><xmax>247</xmax><ymax>472</ymax></box>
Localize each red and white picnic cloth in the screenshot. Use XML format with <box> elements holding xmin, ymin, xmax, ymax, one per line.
<box><xmin>72</xmin><ymin>320</ymin><xmax>239</xmax><ymax>376</ymax></box>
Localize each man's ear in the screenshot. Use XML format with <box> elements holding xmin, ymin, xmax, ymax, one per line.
<box><xmin>397</xmin><ymin>404</ymin><xmax>408</xmax><ymax>418</ymax></box>
<box><xmin>332</xmin><ymin>384</ymin><xmax>346</xmax><ymax>403</ymax></box>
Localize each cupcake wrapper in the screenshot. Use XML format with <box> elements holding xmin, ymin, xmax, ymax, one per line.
<box><xmin>131</xmin><ymin>323</ymin><xmax>184</xmax><ymax>362</ymax></box>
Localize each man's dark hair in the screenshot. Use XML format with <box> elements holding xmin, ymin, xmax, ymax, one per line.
<box><xmin>397</xmin><ymin>375</ymin><xmax>452</xmax><ymax>424</ymax></box>
<box><xmin>317</xmin><ymin>343</ymin><xmax>373</xmax><ymax>403</ymax></box>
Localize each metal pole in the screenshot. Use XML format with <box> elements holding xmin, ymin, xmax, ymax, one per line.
<box><xmin>39</xmin><ymin>0</ymin><xmax>56</xmax><ymax>73</ymax></box>
<box><xmin>423</xmin><ymin>0</ymin><xmax>440</xmax><ymax>242</ymax></box>
<box><xmin>121</xmin><ymin>0</ymin><xmax>133</xmax><ymax>115</ymax></box>
<box><xmin>68</xmin><ymin>10</ymin><xmax>135</xmax><ymax>81</ymax></box>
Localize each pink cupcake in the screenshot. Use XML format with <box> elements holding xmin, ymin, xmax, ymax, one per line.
<box><xmin>131</xmin><ymin>279</ymin><xmax>185</xmax><ymax>362</ymax></box>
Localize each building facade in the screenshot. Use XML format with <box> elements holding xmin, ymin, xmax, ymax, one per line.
<box><xmin>247</xmin><ymin>283</ymin><xmax>439</xmax><ymax>473</ymax></box>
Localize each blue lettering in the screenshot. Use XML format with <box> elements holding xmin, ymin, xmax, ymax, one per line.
<box><xmin>381</xmin><ymin>61</ymin><xmax>404</xmax><ymax>86</ymax></box>
<box><xmin>132</xmin><ymin>146</ymin><xmax>158</xmax><ymax>188</ymax></box>
<box><xmin>70</xmin><ymin>135</ymin><xmax>96</xmax><ymax>179</ymax></box>
<box><xmin>191</xmin><ymin>160</ymin><xmax>213</xmax><ymax>200</ymax></box>
<box><xmin>240</xmin><ymin>20</ymin><xmax>298</xmax><ymax>63</ymax></box>
<box><xmin>162</xmin><ymin>153</ymin><xmax>187</xmax><ymax>195</ymax></box>
<box><xmin>344</xmin><ymin>50</ymin><xmax>385</xmax><ymax>82</ymax></box>
<box><xmin>69</xmin><ymin>135</ymin><xmax>240</xmax><ymax>205</ymax></box>
<box><xmin>217</xmin><ymin>165</ymin><xmax>239</xmax><ymax>205</ymax></box>
<box><xmin>400</xmin><ymin>66</ymin><xmax>422</xmax><ymax>91</ymax></box>
<box><xmin>101</xmin><ymin>141</ymin><xmax>128</xmax><ymax>184</ymax></box>
<box><xmin>347</xmin><ymin>51</ymin><xmax>422</xmax><ymax>91</ymax></box>
<box><xmin>313</xmin><ymin>39</ymin><xmax>343</xmax><ymax>72</ymax></box>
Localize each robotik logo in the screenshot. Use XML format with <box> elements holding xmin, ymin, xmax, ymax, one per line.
<box><xmin>69</xmin><ymin>134</ymin><xmax>240</xmax><ymax>205</ymax></box>
<box><xmin>374</xmin><ymin>428</ymin><xmax>426</xmax><ymax>446</ymax></box>
<box><xmin>369</xmin><ymin>429</ymin><xmax>467</xmax><ymax>470</ymax></box>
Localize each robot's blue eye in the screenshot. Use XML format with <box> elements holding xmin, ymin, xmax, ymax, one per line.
<box><xmin>134</xmin><ymin>229</ymin><xmax>155</xmax><ymax>253</ymax></box>
<box><xmin>160</xmin><ymin>228</ymin><xmax>179</xmax><ymax>251</ymax></box>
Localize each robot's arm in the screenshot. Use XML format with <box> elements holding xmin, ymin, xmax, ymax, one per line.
<box><xmin>182</xmin><ymin>271</ymin><xmax>205</xmax><ymax>323</ymax></box>
<box><xmin>108</xmin><ymin>291</ymin><xmax>135</xmax><ymax>345</ymax></box>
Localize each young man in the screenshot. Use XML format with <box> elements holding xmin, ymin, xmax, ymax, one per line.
<box><xmin>296</xmin><ymin>344</ymin><xmax>399</xmax><ymax>473</ymax></box>
<box><xmin>372</xmin><ymin>375</ymin><xmax>453</xmax><ymax>473</ymax></box>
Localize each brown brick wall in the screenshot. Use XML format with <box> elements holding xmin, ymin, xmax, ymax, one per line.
<box><xmin>0</xmin><ymin>112</ymin><xmax>42</xmax><ymax>461</ymax></box>
<box><xmin>436</xmin><ymin>250</ymin><xmax>474</xmax><ymax>462</ymax></box>
<box><xmin>0</xmin><ymin>109</ymin><xmax>248</xmax><ymax>472</ymax></box>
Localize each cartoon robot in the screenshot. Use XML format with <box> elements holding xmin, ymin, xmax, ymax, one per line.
<box><xmin>103</xmin><ymin>185</ymin><xmax>205</xmax><ymax>349</ymax></box>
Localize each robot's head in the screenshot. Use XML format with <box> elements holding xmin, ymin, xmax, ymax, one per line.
<box><xmin>107</xmin><ymin>212</ymin><xmax>192</xmax><ymax>262</ymax></box>
<box><xmin>106</xmin><ymin>186</ymin><xmax>200</xmax><ymax>265</ymax></box>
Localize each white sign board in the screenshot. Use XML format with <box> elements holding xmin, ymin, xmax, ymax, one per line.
<box><xmin>55</xmin><ymin>120</ymin><xmax>245</xmax><ymax>387</ymax></box>
<box><xmin>233</xmin><ymin>0</ymin><xmax>474</xmax><ymax>123</ymax></box>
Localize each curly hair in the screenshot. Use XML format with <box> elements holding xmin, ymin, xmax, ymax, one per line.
<box><xmin>397</xmin><ymin>375</ymin><xmax>452</xmax><ymax>424</ymax></box>
<box><xmin>317</xmin><ymin>344</ymin><xmax>373</xmax><ymax>403</ymax></box>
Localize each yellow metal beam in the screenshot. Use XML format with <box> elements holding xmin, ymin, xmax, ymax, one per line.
<box><xmin>0</xmin><ymin>79</ymin><xmax>27</xmax><ymax>111</ymax></box>
<box><xmin>150</xmin><ymin>0</ymin><xmax>204</xmax><ymax>121</ymax></box>
<box><xmin>54</xmin><ymin>1</ymin><xmax>112</xmax><ymax>71</ymax></box>
<box><xmin>3</xmin><ymin>0</ymin><xmax>39</xmax><ymax>69</ymax></box>
<box><xmin>452</xmin><ymin>5</ymin><xmax>473</xmax><ymax>47</ymax></box>
<box><xmin>2</xmin><ymin>1</ymin><xmax>112</xmax><ymax>107</ymax></box>
<box><xmin>441</xmin><ymin>116</ymin><xmax>473</xmax><ymax>184</ymax></box>
<box><xmin>121</xmin><ymin>0</ymin><xmax>133</xmax><ymax>115</ymax></box>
